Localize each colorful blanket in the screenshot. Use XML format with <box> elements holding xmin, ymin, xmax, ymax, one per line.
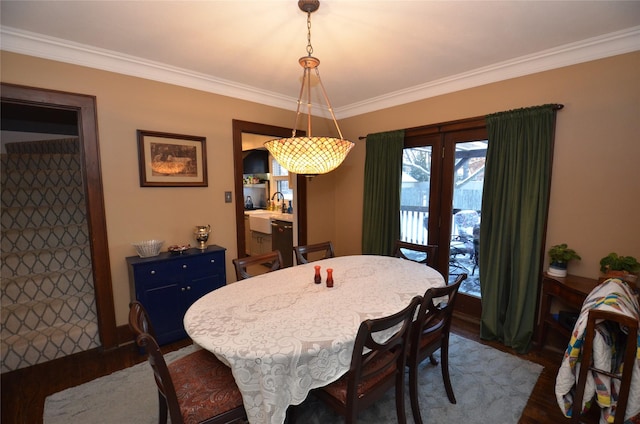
<box><xmin>555</xmin><ymin>278</ymin><xmax>640</xmax><ymax>424</ymax></box>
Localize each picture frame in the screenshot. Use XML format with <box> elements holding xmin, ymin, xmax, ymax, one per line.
<box><xmin>137</xmin><ymin>130</ymin><xmax>208</xmax><ymax>187</ymax></box>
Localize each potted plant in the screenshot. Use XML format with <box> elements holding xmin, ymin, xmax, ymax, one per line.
<box><xmin>547</xmin><ymin>243</ymin><xmax>581</xmax><ymax>277</ymax></box>
<box><xmin>599</xmin><ymin>252</ymin><xmax>640</xmax><ymax>285</ymax></box>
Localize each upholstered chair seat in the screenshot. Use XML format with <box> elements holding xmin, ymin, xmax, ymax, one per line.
<box><xmin>169</xmin><ymin>349</ymin><xmax>245</xmax><ymax>424</ymax></box>
<box><xmin>129</xmin><ymin>301</ymin><xmax>247</xmax><ymax>424</ymax></box>
<box><xmin>318</xmin><ymin>350</ymin><xmax>396</xmax><ymax>404</ymax></box>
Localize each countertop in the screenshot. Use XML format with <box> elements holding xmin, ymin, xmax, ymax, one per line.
<box><xmin>244</xmin><ymin>209</ymin><xmax>294</xmax><ymax>222</ymax></box>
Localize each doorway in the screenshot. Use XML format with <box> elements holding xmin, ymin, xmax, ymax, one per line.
<box><xmin>402</xmin><ymin>117</ymin><xmax>487</xmax><ymax>318</ymax></box>
<box><xmin>1</xmin><ymin>84</ymin><xmax>117</xmax><ymax>365</ymax></box>
<box><xmin>232</xmin><ymin>120</ymin><xmax>307</xmax><ymax>263</ymax></box>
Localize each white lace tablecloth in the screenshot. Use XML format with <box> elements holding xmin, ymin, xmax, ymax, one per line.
<box><xmin>183</xmin><ymin>255</ymin><xmax>445</xmax><ymax>424</ymax></box>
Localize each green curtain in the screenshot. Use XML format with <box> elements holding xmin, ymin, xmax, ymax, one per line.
<box><xmin>479</xmin><ymin>105</ymin><xmax>557</xmax><ymax>353</ymax></box>
<box><xmin>362</xmin><ymin>130</ymin><xmax>404</xmax><ymax>255</ymax></box>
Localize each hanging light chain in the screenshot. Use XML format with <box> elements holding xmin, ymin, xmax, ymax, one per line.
<box><xmin>306</xmin><ymin>12</ymin><xmax>313</xmax><ymax>57</ymax></box>
<box><xmin>263</xmin><ymin>0</ymin><xmax>354</xmax><ymax>176</ymax></box>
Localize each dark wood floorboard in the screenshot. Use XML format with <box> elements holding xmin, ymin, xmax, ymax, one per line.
<box><xmin>1</xmin><ymin>317</ymin><xmax>599</xmax><ymax>424</ymax></box>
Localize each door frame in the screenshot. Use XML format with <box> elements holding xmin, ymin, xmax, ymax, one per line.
<box><xmin>404</xmin><ymin>117</ymin><xmax>487</xmax><ymax>319</ymax></box>
<box><xmin>1</xmin><ymin>83</ymin><xmax>117</xmax><ymax>349</ymax></box>
<box><xmin>232</xmin><ymin>120</ymin><xmax>307</xmax><ymax>261</ymax></box>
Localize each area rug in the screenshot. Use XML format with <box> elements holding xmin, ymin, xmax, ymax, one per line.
<box><xmin>44</xmin><ymin>334</ymin><xmax>542</xmax><ymax>424</ymax></box>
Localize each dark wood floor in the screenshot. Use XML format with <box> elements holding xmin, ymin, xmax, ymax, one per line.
<box><xmin>1</xmin><ymin>315</ymin><xmax>598</xmax><ymax>424</ymax></box>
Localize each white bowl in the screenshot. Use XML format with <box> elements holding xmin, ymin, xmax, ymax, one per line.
<box><xmin>132</xmin><ymin>240</ymin><xmax>164</xmax><ymax>258</ymax></box>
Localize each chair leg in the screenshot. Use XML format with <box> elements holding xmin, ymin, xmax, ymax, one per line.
<box><xmin>346</xmin><ymin>407</ymin><xmax>357</xmax><ymax>424</ymax></box>
<box><xmin>409</xmin><ymin>358</ymin><xmax>424</xmax><ymax>424</ymax></box>
<box><xmin>158</xmin><ymin>391</ymin><xmax>168</xmax><ymax>424</ymax></box>
<box><xmin>395</xmin><ymin>373</ymin><xmax>407</xmax><ymax>424</ymax></box>
<box><xmin>440</xmin><ymin>343</ymin><xmax>456</xmax><ymax>404</ymax></box>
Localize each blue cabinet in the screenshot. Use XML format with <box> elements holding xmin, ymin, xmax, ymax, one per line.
<box><xmin>127</xmin><ymin>245</ymin><xmax>226</xmax><ymax>345</ymax></box>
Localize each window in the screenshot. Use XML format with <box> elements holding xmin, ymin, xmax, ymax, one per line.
<box><xmin>270</xmin><ymin>158</ymin><xmax>293</xmax><ymax>201</ymax></box>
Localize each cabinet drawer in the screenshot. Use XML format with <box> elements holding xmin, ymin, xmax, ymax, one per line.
<box><xmin>129</xmin><ymin>250</ymin><xmax>225</xmax><ymax>288</ymax></box>
<box><xmin>180</xmin><ymin>252</ymin><xmax>225</xmax><ymax>278</ymax></box>
<box><xmin>130</xmin><ymin>262</ymin><xmax>178</xmax><ymax>287</ymax></box>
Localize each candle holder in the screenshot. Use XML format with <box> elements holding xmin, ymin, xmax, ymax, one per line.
<box><xmin>326</xmin><ymin>268</ymin><xmax>334</xmax><ymax>287</ymax></box>
<box><xmin>314</xmin><ymin>265</ymin><xmax>322</xmax><ymax>284</ymax></box>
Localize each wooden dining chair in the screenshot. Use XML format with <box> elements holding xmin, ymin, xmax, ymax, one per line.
<box><xmin>293</xmin><ymin>241</ymin><xmax>335</xmax><ymax>264</ymax></box>
<box><xmin>407</xmin><ymin>274</ymin><xmax>466</xmax><ymax>424</ymax></box>
<box><xmin>128</xmin><ymin>301</ymin><xmax>247</xmax><ymax>424</ymax></box>
<box><xmin>393</xmin><ymin>240</ymin><xmax>438</xmax><ymax>268</ymax></box>
<box><xmin>570</xmin><ymin>309</ymin><xmax>638</xmax><ymax>424</ymax></box>
<box><xmin>232</xmin><ymin>250</ymin><xmax>284</xmax><ymax>280</ymax></box>
<box><xmin>313</xmin><ymin>296</ymin><xmax>421</xmax><ymax>424</ymax></box>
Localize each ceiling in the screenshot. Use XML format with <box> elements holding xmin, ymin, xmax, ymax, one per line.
<box><xmin>1</xmin><ymin>1</ymin><xmax>639</xmax><ymax>119</ymax></box>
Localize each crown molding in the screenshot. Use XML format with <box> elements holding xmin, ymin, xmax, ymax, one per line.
<box><xmin>0</xmin><ymin>27</ymin><xmax>297</xmax><ymax>111</ymax></box>
<box><xmin>337</xmin><ymin>26</ymin><xmax>640</xmax><ymax>118</ymax></box>
<box><xmin>2</xmin><ymin>25</ymin><xmax>639</xmax><ymax>119</ymax></box>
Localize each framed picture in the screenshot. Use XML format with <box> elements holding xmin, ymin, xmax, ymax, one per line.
<box><xmin>137</xmin><ymin>130</ymin><xmax>208</xmax><ymax>187</ymax></box>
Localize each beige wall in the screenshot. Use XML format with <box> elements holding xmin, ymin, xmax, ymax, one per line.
<box><xmin>2</xmin><ymin>50</ymin><xmax>639</xmax><ymax>327</ymax></box>
<box><xmin>1</xmin><ymin>51</ymin><xmax>296</xmax><ymax>326</ymax></box>
<box><xmin>333</xmin><ymin>52</ymin><xmax>640</xmax><ymax>280</ymax></box>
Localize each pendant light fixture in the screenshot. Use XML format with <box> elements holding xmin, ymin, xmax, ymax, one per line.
<box><xmin>264</xmin><ymin>0</ymin><xmax>354</xmax><ymax>176</ymax></box>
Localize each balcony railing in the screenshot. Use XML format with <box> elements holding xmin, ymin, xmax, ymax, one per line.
<box><xmin>400</xmin><ymin>206</ymin><xmax>429</xmax><ymax>244</ymax></box>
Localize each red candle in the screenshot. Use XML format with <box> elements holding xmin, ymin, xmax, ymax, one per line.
<box><xmin>314</xmin><ymin>265</ymin><xmax>322</xmax><ymax>284</ymax></box>
<box><xmin>326</xmin><ymin>268</ymin><xmax>334</xmax><ymax>287</ymax></box>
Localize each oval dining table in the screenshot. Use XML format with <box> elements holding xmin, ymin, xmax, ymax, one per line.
<box><xmin>183</xmin><ymin>254</ymin><xmax>445</xmax><ymax>424</ymax></box>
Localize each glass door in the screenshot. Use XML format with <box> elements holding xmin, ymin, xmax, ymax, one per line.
<box><xmin>401</xmin><ymin>131</ymin><xmax>442</xmax><ymax>266</ymax></box>
<box><xmin>446</xmin><ymin>140</ymin><xmax>487</xmax><ymax>295</ymax></box>
<box><xmin>400</xmin><ymin>146</ymin><xmax>434</xmax><ymax>249</ymax></box>
<box><xmin>401</xmin><ymin>126</ymin><xmax>487</xmax><ymax>318</ymax></box>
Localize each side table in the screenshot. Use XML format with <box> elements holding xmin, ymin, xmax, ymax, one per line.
<box><xmin>536</xmin><ymin>273</ymin><xmax>599</xmax><ymax>349</ymax></box>
<box><xmin>127</xmin><ymin>245</ymin><xmax>226</xmax><ymax>345</ymax></box>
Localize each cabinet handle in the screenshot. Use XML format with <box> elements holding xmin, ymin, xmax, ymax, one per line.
<box><xmin>186</xmin><ymin>286</ymin><xmax>191</xmax><ymax>290</ymax></box>
<box><xmin>150</xmin><ymin>270</ymin><xmax>156</xmax><ymax>275</ymax></box>
<box><xmin>181</xmin><ymin>287</ymin><xmax>186</xmax><ymax>292</ymax></box>
<box><xmin>182</xmin><ymin>264</ymin><xmax>187</xmax><ymax>269</ymax></box>
<box><xmin>210</xmin><ymin>259</ymin><xmax>215</xmax><ymax>263</ymax></box>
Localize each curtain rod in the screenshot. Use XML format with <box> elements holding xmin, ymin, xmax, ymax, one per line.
<box><xmin>357</xmin><ymin>103</ymin><xmax>564</xmax><ymax>140</ymax></box>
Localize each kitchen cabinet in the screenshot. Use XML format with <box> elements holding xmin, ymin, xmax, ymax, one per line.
<box><xmin>250</xmin><ymin>231</ymin><xmax>272</xmax><ymax>256</ymax></box>
<box><xmin>243</xmin><ymin>149</ymin><xmax>269</xmax><ymax>174</ymax></box>
<box><xmin>127</xmin><ymin>245</ymin><xmax>226</xmax><ymax>345</ymax></box>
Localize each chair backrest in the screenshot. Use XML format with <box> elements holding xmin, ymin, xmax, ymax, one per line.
<box><xmin>232</xmin><ymin>250</ymin><xmax>284</xmax><ymax>280</ymax></box>
<box><xmin>411</xmin><ymin>274</ymin><xmax>466</xmax><ymax>360</ymax></box>
<box><xmin>129</xmin><ymin>301</ymin><xmax>184</xmax><ymax>424</ymax></box>
<box><xmin>294</xmin><ymin>241</ymin><xmax>335</xmax><ymax>265</ymax></box>
<box><xmin>571</xmin><ymin>309</ymin><xmax>638</xmax><ymax>424</ymax></box>
<box><xmin>346</xmin><ymin>296</ymin><xmax>421</xmax><ymax>406</ymax></box>
<box><xmin>393</xmin><ymin>240</ymin><xmax>438</xmax><ymax>268</ymax></box>
<box><xmin>128</xmin><ymin>300</ymin><xmax>158</xmax><ymax>339</ymax></box>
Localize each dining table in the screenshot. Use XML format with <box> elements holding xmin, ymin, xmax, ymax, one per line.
<box><xmin>183</xmin><ymin>254</ymin><xmax>445</xmax><ymax>424</ymax></box>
